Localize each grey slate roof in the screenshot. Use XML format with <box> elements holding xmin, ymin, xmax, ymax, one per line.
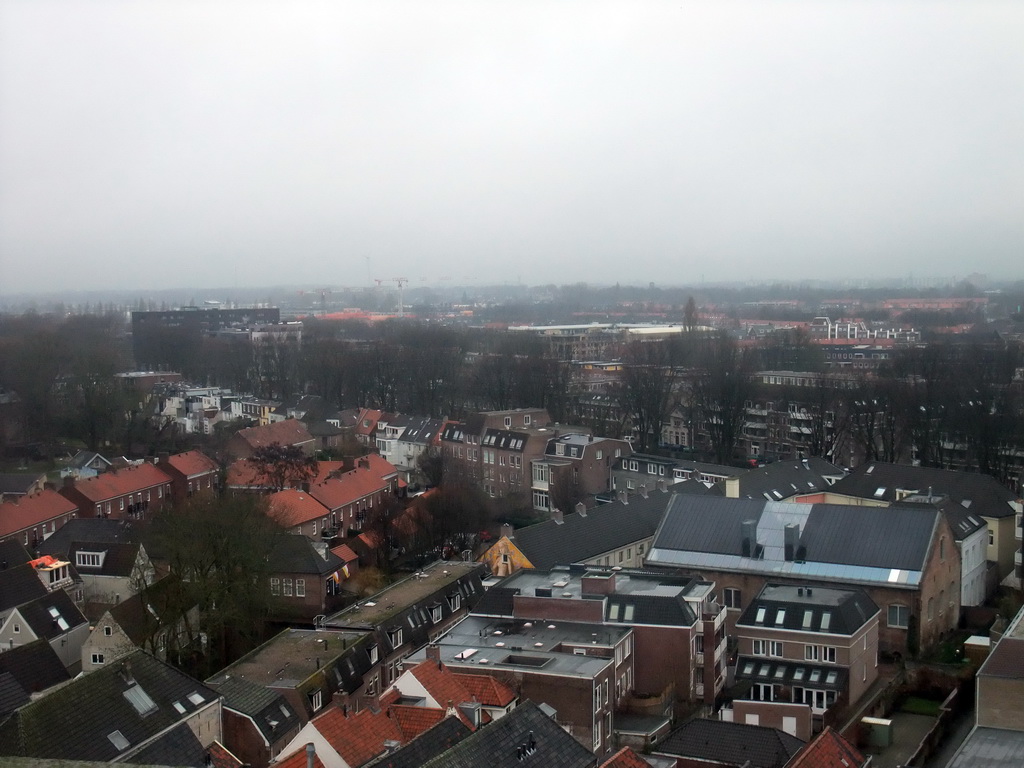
<box><xmin>0</xmin><ymin>650</ymin><xmax>219</xmax><ymax>762</ymax></box>
<box><xmin>655</xmin><ymin>718</ymin><xmax>804</xmax><ymax>768</ymax></box>
<box><xmin>367</xmin><ymin>716</ymin><xmax>471</xmax><ymax>768</ymax></box>
<box><xmin>205</xmin><ymin>674</ymin><xmax>301</xmax><ymax>744</ymax></box>
<box><xmin>37</xmin><ymin>517</ymin><xmax>139</xmax><ymax>556</ymax></box>
<box><xmin>0</xmin><ymin>473</ymin><xmax>42</xmax><ymax>497</ymax></box>
<box><xmin>896</xmin><ymin>496</ymin><xmax>988</xmax><ymax>542</ymax></box>
<box><xmin>67</xmin><ymin>540</ymin><xmax>141</xmax><ymax>577</ymax></box>
<box><xmin>0</xmin><ymin>564</ymin><xmax>48</xmax><ymax>614</ymax></box>
<box><xmin>16</xmin><ymin>588</ymin><xmax>88</xmax><ymax>640</ymax></box>
<box><xmin>123</xmin><ymin>721</ymin><xmax>206</xmax><ymax>767</ymax></box>
<box><xmin>508</xmin><ymin>490</ymin><xmax>671</xmax><ymax>570</ymax></box>
<box><xmin>0</xmin><ymin>539</ymin><xmax>33</xmax><ymax>568</ymax></box>
<box><xmin>946</xmin><ymin>726</ymin><xmax>1024</xmax><ymax>768</ymax></box>
<box><xmin>0</xmin><ymin>673</ymin><xmax>29</xmax><ymax>718</ymax></box>
<box><xmin>420</xmin><ymin>700</ymin><xmax>597</xmax><ymax>768</ymax></box>
<box><xmin>0</xmin><ymin>638</ymin><xmax>71</xmax><ymax>695</ymax></box>
<box><xmin>737</xmin><ymin>583</ymin><xmax>878</xmax><ymax>636</ymax></box>
<box><xmin>268</xmin><ymin>534</ymin><xmax>344</xmax><ymax>576</ymax></box>
<box><xmin>828</xmin><ymin>462</ymin><xmax>1020</xmax><ymax>518</ymax></box>
<box><xmin>648</xmin><ymin>495</ymin><xmax>939</xmax><ymax>587</ymax></box>
<box><xmin>735</xmin><ymin>656</ymin><xmax>849</xmax><ymax>693</ymax></box>
<box><xmin>709</xmin><ymin>458</ymin><xmax>845</xmax><ymax>501</ymax></box>
<box><xmin>400</xmin><ymin>417</ymin><xmax>445</xmax><ymax>446</ymax></box>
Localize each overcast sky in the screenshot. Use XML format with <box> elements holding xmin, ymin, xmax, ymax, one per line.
<box><xmin>1</xmin><ymin>0</ymin><xmax>1022</xmax><ymax>295</ymax></box>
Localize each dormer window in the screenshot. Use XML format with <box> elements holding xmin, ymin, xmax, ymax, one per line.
<box><xmin>447</xmin><ymin>593</ymin><xmax>461</xmax><ymax>612</ymax></box>
<box><xmin>76</xmin><ymin>551</ymin><xmax>105</xmax><ymax>568</ymax></box>
<box><xmin>504</xmin><ymin>416</ymin><xmax>512</xmax><ymax>427</ymax></box>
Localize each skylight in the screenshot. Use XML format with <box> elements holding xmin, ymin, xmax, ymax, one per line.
<box><xmin>124</xmin><ymin>685</ymin><xmax>158</xmax><ymax>717</ymax></box>
<box><xmin>172</xmin><ymin>701</ymin><xmax>186</xmax><ymax>715</ymax></box>
<box><xmin>874</xmin><ymin>487</ymin><xmax>886</xmax><ymax>498</ymax></box>
<box><xmin>108</xmin><ymin>730</ymin><xmax>130</xmax><ymax>751</ymax></box>
<box><xmin>820</xmin><ymin>612</ymin><xmax>832</xmax><ymax>631</ymax></box>
<box><xmin>187</xmin><ymin>692</ymin><xmax>205</xmax><ymax>706</ymax></box>
<box><xmin>755</xmin><ymin>607</ymin><xmax>766</xmax><ymax>623</ymax></box>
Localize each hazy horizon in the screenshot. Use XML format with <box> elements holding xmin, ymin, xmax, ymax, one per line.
<box><xmin>2</xmin><ymin>1</ymin><xmax>1022</xmax><ymax>294</ymax></box>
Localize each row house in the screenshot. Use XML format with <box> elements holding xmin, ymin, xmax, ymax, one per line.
<box><xmin>411</xmin><ymin>614</ymin><xmax>629</xmax><ymax>758</ymax></box>
<box><xmin>307</xmin><ymin>461</ymin><xmax>398</xmax><ymax>538</ymax></box>
<box><xmin>646</xmin><ymin>495</ymin><xmax>961</xmax><ymax>656</ymax></box>
<box><xmin>59</xmin><ymin>462</ymin><xmax>174</xmax><ymax>522</ymax></box>
<box><xmin>266</xmin><ymin>535</ymin><xmax>349</xmax><ymax>624</ymax></box>
<box><xmin>325</xmin><ymin>561</ymin><xmax>487</xmax><ymax>690</ymax></box>
<box><xmin>157</xmin><ymin>449</ymin><xmax>220</xmax><ymax>499</ymax></box>
<box><xmin>376</xmin><ymin>415</ymin><xmax>446</xmax><ymax>488</ymax></box>
<box><xmin>0</xmin><ymin>488</ymin><xmax>79</xmax><ymax>549</ymax></box>
<box><xmin>530</xmin><ymin>432</ymin><xmax>631</xmax><ymax>513</ymax></box>
<box><xmin>729</xmin><ymin>583</ymin><xmax>880</xmax><ymax>736</ymax></box>
<box><xmin>227</xmin><ymin>418</ymin><xmax>316</xmax><ymax>460</ymax></box>
<box><xmin>229</xmin><ymin>396</ymin><xmax>283</xmax><ymax>426</ymax></box>
<box><xmin>474</xmin><ymin>565</ymin><xmax>729</xmax><ymax>711</ymax></box>
<box><xmin>0</xmin><ymin>588</ymin><xmax>89</xmax><ymax>669</ymax></box>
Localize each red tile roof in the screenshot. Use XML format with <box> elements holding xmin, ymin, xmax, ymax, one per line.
<box><xmin>309</xmin><ymin>468</ymin><xmax>389</xmax><ymax>511</ymax></box>
<box><xmin>267</xmin><ymin>490</ymin><xmax>331</xmax><ymax>528</ymax></box>
<box><xmin>452</xmin><ymin>673</ymin><xmax>516</xmax><ymax>708</ymax></box>
<box><xmin>358</xmin><ymin>453</ymin><xmax>398</xmax><ymax>480</ymax></box>
<box><xmin>205</xmin><ymin>741</ymin><xmax>245</xmax><ymax>768</ymax></box>
<box><xmin>64</xmin><ymin>463</ymin><xmax>172</xmax><ymax>503</ymax></box>
<box><xmin>599</xmin><ymin>746</ymin><xmax>650</xmax><ymax>768</ymax></box>
<box><xmin>390</xmin><ymin>704</ymin><xmax>446</xmax><ymax>740</ymax></box>
<box><xmin>0</xmin><ymin>490</ymin><xmax>78</xmax><ymax>538</ymax></box>
<box><xmin>273</xmin><ymin>746</ymin><xmax>327</xmax><ymax>768</ymax></box>
<box><xmin>226</xmin><ymin>459</ymin><xmax>357</xmax><ymax>490</ymax></box>
<box><xmin>237</xmin><ymin>420</ymin><xmax>314</xmax><ymax>450</ymax></box>
<box><xmin>355</xmin><ymin>409</ymin><xmax>383</xmax><ymax>437</ymax></box>
<box><xmin>164</xmin><ymin>450</ymin><xmax>218</xmax><ymax>478</ymax></box>
<box><xmin>313</xmin><ymin>705</ymin><xmax>403</xmax><ymax>767</ymax></box>
<box><xmin>406</xmin><ymin>662</ymin><xmax>494</xmax><ymax>729</ymax></box>
<box><xmin>330</xmin><ymin>544</ymin><xmax>359</xmax><ymax>564</ymax></box>
<box><xmin>787</xmin><ymin>727</ymin><xmax>867</xmax><ymax>768</ymax></box>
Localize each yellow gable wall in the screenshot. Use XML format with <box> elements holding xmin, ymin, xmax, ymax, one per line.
<box><xmin>479</xmin><ymin>536</ymin><xmax>534</xmax><ymax>577</ymax></box>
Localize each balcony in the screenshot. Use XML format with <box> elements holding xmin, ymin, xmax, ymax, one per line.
<box><xmin>695</xmin><ymin>652</ymin><xmax>704</xmax><ymax>666</ymax></box>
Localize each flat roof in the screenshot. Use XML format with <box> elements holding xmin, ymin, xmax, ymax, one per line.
<box><xmin>497</xmin><ymin>566</ymin><xmax>707</xmax><ymax>603</ymax></box>
<box><xmin>327</xmin><ymin>560</ymin><xmax>483</xmax><ymax>627</ymax></box>
<box><xmin>217</xmin><ymin>628</ymin><xmax>369</xmax><ymax>688</ymax></box>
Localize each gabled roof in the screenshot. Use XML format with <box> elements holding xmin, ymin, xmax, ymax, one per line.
<box><xmin>0</xmin><ymin>539</ymin><xmax>34</xmax><ymax>568</ymax></box>
<box><xmin>648</xmin><ymin>496</ymin><xmax>940</xmax><ymax>588</ymax></box>
<box><xmin>355</xmin><ymin>409</ymin><xmax>383</xmax><ymax>437</ymax></box>
<box><xmin>68</xmin><ymin>540</ymin><xmax>141</xmax><ymax>577</ymax></box>
<box><xmin>399</xmin><ymin>417</ymin><xmax>446</xmax><ymax>446</ymax></box>
<box><xmin>268</xmin><ymin>534</ymin><xmax>344</xmax><ymax>576</ymax></box>
<box><xmin>267</xmin><ymin>490</ymin><xmax>331</xmax><ymax>528</ymax></box>
<box><xmin>13</xmin><ymin>588</ymin><xmax>87</xmax><ymax>640</ymax></box>
<box><xmin>162</xmin><ymin>449</ymin><xmax>219</xmax><ymax>479</ymax></box>
<box><xmin>236</xmin><ymin>419</ymin><xmax>314</xmax><ymax>450</ymax></box>
<box><xmin>0</xmin><ymin>564</ymin><xmax>48</xmax><ymax>614</ymax></box>
<box><xmin>452</xmin><ymin>673</ymin><xmax>517</xmax><ymax>708</ymax></box>
<box><xmin>205</xmin><ymin>674</ymin><xmax>302</xmax><ymax>745</ymax></box>
<box><xmin>122</xmin><ymin>720</ymin><xmax>206</xmax><ymax>767</ymax></box>
<box><xmin>0</xmin><ymin>638</ymin><xmax>70</xmax><ymax>696</ymax></box>
<box><xmin>656</xmin><ymin>718</ymin><xmax>804</xmax><ymax>768</ymax></box>
<box><xmin>37</xmin><ymin>518</ymin><xmax>139</xmax><ymax>556</ymax></box>
<box><xmin>0</xmin><ymin>473</ymin><xmax>45</xmax><ymax>497</ymax></box>
<box><xmin>419</xmin><ymin>700</ymin><xmax>597</xmax><ymax>768</ymax></box>
<box><xmin>828</xmin><ymin>462</ymin><xmax>1020</xmax><ymax>518</ymax></box>
<box><xmin>787</xmin><ymin>726</ymin><xmax>868</xmax><ymax>767</ymax></box>
<box><xmin>106</xmin><ymin>575</ymin><xmax>193</xmax><ymax>646</ymax></box>
<box><xmin>895</xmin><ymin>496</ymin><xmax>988</xmax><ymax>542</ymax></box>
<box><xmin>404</xmin><ymin>661</ymin><xmax>514</xmax><ymax>724</ymax></box>
<box><xmin>309</xmin><ymin>467</ymin><xmax>390</xmax><ymax>512</ymax></box>
<box><xmin>0</xmin><ymin>490</ymin><xmax>78</xmax><ymax>538</ymax></box>
<box><xmin>67</xmin><ymin>451</ymin><xmax>112</xmax><ymax>471</ymax></box>
<box><xmin>63</xmin><ymin>463</ymin><xmax>172</xmax><ymax>503</ymax></box>
<box><xmin>367</xmin><ymin>716</ymin><xmax>471</xmax><ymax>768</ymax></box>
<box><xmin>0</xmin><ymin>650</ymin><xmax>219</xmax><ymax>761</ymax></box>
<box><xmin>737</xmin><ymin>583</ymin><xmax>878</xmax><ymax>636</ymax></box>
<box><xmin>711</xmin><ymin>458</ymin><xmax>845</xmax><ymax>501</ymax></box>
<box><xmin>310</xmin><ymin>703</ymin><xmax>404</xmax><ymax>767</ymax></box>
<box><xmin>504</xmin><ymin>489</ymin><xmax>671</xmax><ymax>570</ymax></box>
<box><xmin>331</xmin><ymin>544</ymin><xmax>359</xmax><ymax>565</ymax></box>
<box><xmin>0</xmin><ymin>673</ymin><xmax>30</xmax><ymax>719</ymax></box>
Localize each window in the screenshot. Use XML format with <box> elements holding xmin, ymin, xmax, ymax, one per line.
<box><xmin>310</xmin><ymin>690</ymin><xmax>323</xmax><ymax>711</ymax></box>
<box><xmin>92</xmin><ymin>653</ymin><xmax>105</xmax><ymax>665</ymax></box>
<box><xmin>594</xmin><ymin>718</ymin><xmax>602</xmax><ymax>751</ymax></box>
<box><xmin>296</xmin><ymin>579</ymin><xmax>305</xmax><ymax>598</ymax></box>
<box><xmin>368</xmin><ymin>645</ymin><xmax>379</xmax><ymax>664</ymax></box>
<box><xmin>271</xmin><ymin>578</ymin><xmax>280</xmax><ymax>596</ymax></box>
<box><xmin>888</xmin><ymin>604</ymin><xmax>909</xmax><ymax>628</ymax></box>
<box><xmin>989</xmin><ymin>529</ymin><xmax>994</xmax><ymax>546</ymax></box>
<box><xmin>388</xmin><ymin>628</ymin><xmax>403</xmax><ymax>648</ymax></box>
<box><xmin>12</xmin><ymin>624</ymin><xmax>19</xmax><ymax>634</ymax></box>
<box><xmin>76</xmin><ymin>551</ymin><xmax>104</xmax><ymax>568</ymax></box>
<box><xmin>754</xmin><ymin>640</ymin><xmax>783</xmax><ymax>657</ymax></box>
<box><xmin>596</xmin><ymin>450</ymin><xmax>603</xmax><ymax>460</ymax></box>
<box><xmin>431</xmin><ymin>605</ymin><xmax>442</xmax><ymax>623</ymax></box>
<box><xmin>283</xmin><ymin>578</ymin><xmax>293</xmax><ymax>597</ymax></box>
<box><xmin>805</xmin><ymin>645</ymin><xmax>837</xmax><ymax>663</ymax></box>
<box><xmin>504</xmin><ymin>416</ymin><xmax>512</xmax><ymax>427</ymax></box>
<box><xmin>104</xmin><ymin>626</ymin><xmax>112</xmax><ymax>637</ymax></box>
<box><xmin>751</xmin><ymin>683</ymin><xmax>775</xmax><ymax>701</ymax></box>
<box><xmin>447</xmin><ymin>594</ymin><xmax>461</xmax><ymax>611</ymax></box>
<box><xmin>927</xmin><ymin>597</ymin><xmax>934</xmax><ymax>622</ymax></box>
<box><xmin>724</xmin><ymin>588</ymin><xmax>741</xmax><ymax>609</ymax></box>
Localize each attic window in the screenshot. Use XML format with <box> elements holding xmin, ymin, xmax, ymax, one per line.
<box><xmin>755</xmin><ymin>607</ymin><xmax>767</xmax><ymax>624</ymax></box>
<box><xmin>873</xmin><ymin>487</ymin><xmax>886</xmax><ymax>498</ymax></box>
<box><xmin>76</xmin><ymin>551</ymin><xmax>105</xmax><ymax>568</ymax></box>
<box><xmin>123</xmin><ymin>685</ymin><xmax>158</xmax><ymax>717</ymax></box>
<box><xmin>187</xmin><ymin>692</ymin><xmax>205</xmax><ymax>706</ymax></box>
<box><xmin>172</xmin><ymin>701</ymin><xmax>186</xmax><ymax>715</ymax></box>
<box><xmin>802</xmin><ymin>610</ymin><xmax>813</xmax><ymax>629</ymax></box>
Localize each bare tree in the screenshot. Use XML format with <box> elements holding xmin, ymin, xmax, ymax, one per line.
<box><xmin>247</xmin><ymin>442</ymin><xmax>318</xmax><ymax>491</ymax></box>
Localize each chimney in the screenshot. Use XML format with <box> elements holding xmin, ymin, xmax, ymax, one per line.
<box><xmin>617</xmin><ymin>490</ymin><xmax>628</xmax><ymax>505</ymax></box>
<box><xmin>500</xmin><ymin>522</ymin><xmax>514</xmax><ymax>540</ymax></box>
<box><xmin>575</xmin><ymin>501</ymin><xmax>587</xmax><ymax>517</ymax></box>
<box><xmin>301</xmin><ymin>481</ymin><xmax>311</xmax><ymax>493</ymax></box>
<box><xmin>741</xmin><ymin>520</ymin><xmax>758</xmax><ymax>558</ymax></box>
<box><xmin>552</xmin><ymin>508</ymin><xmax>564</xmax><ymax>525</ymax></box>
<box><xmin>305</xmin><ymin>742</ymin><xmax>316</xmax><ymax>768</ymax></box>
<box><xmin>639</xmin><ymin>484</ymin><xmax>649</xmax><ymax>499</ymax></box>
<box><xmin>657</xmin><ymin>479</ymin><xmax>667</xmax><ymax>492</ymax></box>
<box><xmin>426</xmin><ymin>643</ymin><xmax>441</xmax><ymax>663</ymax></box>
<box><xmin>582</xmin><ymin>572</ymin><xmax>616</xmax><ymax>595</ymax></box>
<box><xmin>725</xmin><ymin>476</ymin><xmax>740</xmax><ymax>498</ymax></box>
<box><xmin>158</xmin><ymin>451</ymin><xmax>170</xmax><ymax>464</ymax></box>
<box><xmin>63</xmin><ymin>476</ymin><xmax>76</xmax><ymax>489</ymax></box>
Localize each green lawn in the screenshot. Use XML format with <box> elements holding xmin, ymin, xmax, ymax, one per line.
<box><xmin>899</xmin><ymin>696</ymin><xmax>943</xmax><ymax>717</ymax></box>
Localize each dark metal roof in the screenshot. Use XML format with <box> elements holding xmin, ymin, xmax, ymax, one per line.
<box><xmin>267</xmin><ymin>534</ymin><xmax>344</xmax><ymax>576</ymax></box>
<box><xmin>368</xmin><ymin>716</ymin><xmax>471</xmax><ymax>768</ymax></box>
<box><xmin>420</xmin><ymin>700</ymin><xmax>597</xmax><ymax>768</ymax></box>
<box><xmin>122</xmin><ymin>721</ymin><xmax>206</xmax><ymax>767</ymax></box>
<box><xmin>656</xmin><ymin>718</ymin><xmax>804</xmax><ymax>768</ymax></box>
<box><xmin>0</xmin><ymin>638</ymin><xmax>70</xmax><ymax>695</ymax></box>
<box><xmin>0</xmin><ymin>564</ymin><xmax>48</xmax><ymax>613</ymax></box>
<box><xmin>828</xmin><ymin>462</ymin><xmax>1020</xmax><ymax>518</ymax></box>
<box><xmin>737</xmin><ymin>583</ymin><xmax>878</xmax><ymax>636</ymax></box>
<box><xmin>37</xmin><ymin>518</ymin><xmax>139</xmax><ymax>557</ymax></box>
<box><xmin>206</xmin><ymin>675</ymin><xmax>302</xmax><ymax>743</ymax></box>
<box><xmin>710</xmin><ymin>458</ymin><xmax>845</xmax><ymax>501</ymax></box>
<box><xmin>16</xmin><ymin>589</ymin><xmax>87</xmax><ymax>640</ymax></box>
<box><xmin>510</xmin><ymin>490</ymin><xmax>671</xmax><ymax>570</ymax></box>
<box><xmin>734</xmin><ymin>655</ymin><xmax>849</xmax><ymax>693</ymax></box>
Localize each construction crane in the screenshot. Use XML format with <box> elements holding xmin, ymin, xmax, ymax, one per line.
<box><xmin>374</xmin><ymin>277</ymin><xmax>408</xmax><ymax>316</ymax></box>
